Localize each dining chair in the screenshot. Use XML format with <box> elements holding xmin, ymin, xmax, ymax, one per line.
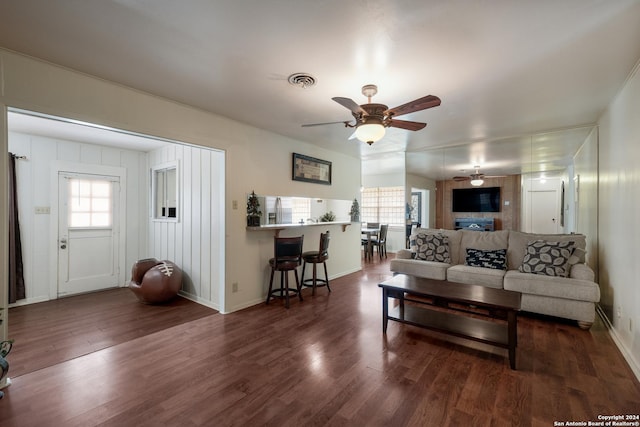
<box><xmin>370</xmin><ymin>224</ymin><xmax>389</xmax><ymax>259</ymax></box>
<box><xmin>361</xmin><ymin>224</ymin><xmax>378</xmax><ymax>261</ymax></box>
<box><xmin>361</xmin><ymin>233</ymin><xmax>373</xmax><ymax>261</ymax></box>
<box><xmin>406</xmin><ymin>222</ymin><xmax>421</xmax><ymax>248</ymax></box>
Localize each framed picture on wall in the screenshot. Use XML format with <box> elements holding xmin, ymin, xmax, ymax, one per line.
<box><xmin>292</xmin><ymin>153</ymin><xmax>332</xmax><ymax>185</ymax></box>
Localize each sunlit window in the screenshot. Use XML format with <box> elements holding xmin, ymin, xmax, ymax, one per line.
<box><xmin>361</xmin><ymin>186</ymin><xmax>404</xmax><ymax>226</ymax></box>
<box><xmin>68</xmin><ymin>178</ymin><xmax>112</xmax><ymax>227</ymax></box>
<box><xmin>291</xmin><ymin>197</ymin><xmax>311</xmax><ymax>224</ymax></box>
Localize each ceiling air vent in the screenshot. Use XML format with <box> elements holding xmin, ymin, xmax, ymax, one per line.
<box><xmin>288</xmin><ymin>73</ymin><xmax>316</xmax><ymax>89</ymax></box>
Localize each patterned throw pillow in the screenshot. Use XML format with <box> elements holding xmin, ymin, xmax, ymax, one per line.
<box><xmin>415</xmin><ymin>233</ymin><xmax>450</xmax><ymax>263</ymax></box>
<box><xmin>518</xmin><ymin>240</ymin><xmax>575</xmax><ymax>277</ymax></box>
<box><xmin>465</xmin><ymin>248</ymin><xmax>507</xmax><ymax>270</ymax></box>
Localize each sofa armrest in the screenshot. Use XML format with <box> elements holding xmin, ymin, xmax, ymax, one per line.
<box><xmin>396</xmin><ymin>249</ymin><xmax>414</xmax><ymax>260</ymax></box>
<box><xmin>570</xmin><ymin>263</ymin><xmax>595</xmax><ymax>282</ymax></box>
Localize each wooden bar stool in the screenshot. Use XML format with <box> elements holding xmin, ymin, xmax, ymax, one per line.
<box><xmin>266</xmin><ymin>235</ymin><xmax>304</xmax><ymax>308</ymax></box>
<box><xmin>301</xmin><ymin>231</ymin><xmax>331</xmax><ymax>295</ymax></box>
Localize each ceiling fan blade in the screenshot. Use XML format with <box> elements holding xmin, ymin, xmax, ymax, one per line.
<box><xmin>387</xmin><ymin>119</ymin><xmax>427</xmax><ymax>131</ymax></box>
<box><xmin>302</xmin><ymin>120</ymin><xmax>350</xmax><ymax>127</ymax></box>
<box><xmin>332</xmin><ymin>97</ymin><xmax>367</xmax><ymax>115</ymax></box>
<box><xmin>453</xmin><ymin>176</ymin><xmax>470</xmax><ymax>181</ymax></box>
<box><xmin>483</xmin><ymin>175</ymin><xmax>507</xmax><ymax>179</ymax></box>
<box><xmin>386</xmin><ymin>95</ymin><xmax>441</xmax><ymax>117</ymax></box>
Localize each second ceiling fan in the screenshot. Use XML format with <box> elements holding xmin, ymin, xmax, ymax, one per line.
<box><xmin>453</xmin><ymin>167</ymin><xmax>506</xmax><ymax>186</ymax></box>
<box><xmin>302</xmin><ymin>84</ymin><xmax>441</xmax><ymax>145</ymax></box>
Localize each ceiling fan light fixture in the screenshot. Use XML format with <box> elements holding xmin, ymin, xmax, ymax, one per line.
<box><xmin>470</xmin><ymin>178</ymin><xmax>484</xmax><ymax>186</ymax></box>
<box><xmin>354</xmin><ymin>122</ymin><xmax>386</xmax><ymax>145</ymax></box>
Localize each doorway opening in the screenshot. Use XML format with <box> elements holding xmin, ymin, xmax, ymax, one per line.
<box><xmin>7</xmin><ymin>108</ymin><xmax>225</xmax><ymax>309</ymax></box>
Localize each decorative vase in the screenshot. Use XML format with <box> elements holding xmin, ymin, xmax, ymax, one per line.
<box><xmin>275</xmin><ymin>197</ymin><xmax>283</xmax><ymax>224</ymax></box>
<box><xmin>247</xmin><ymin>215</ymin><xmax>261</xmax><ymax>227</ymax></box>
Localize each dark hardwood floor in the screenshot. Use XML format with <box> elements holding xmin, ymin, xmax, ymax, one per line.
<box><xmin>1</xmin><ymin>255</ymin><xmax>638</xmax><ymax>426</ymax></box>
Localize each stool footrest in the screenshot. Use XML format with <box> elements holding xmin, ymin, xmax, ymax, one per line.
<box><xmin>302</xmin><ymin>278</ymin><xmax>329</xmax><ymax>288</ymax></box>
<box><xmin>268</xmin><ymin>288</ymin><xmax>302</xmax><ymax>298</ymax></box>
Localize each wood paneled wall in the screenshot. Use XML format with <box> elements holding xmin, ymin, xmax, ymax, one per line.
<box><xmin>147</xmin><ymin>144</ymin><xmax>225</xmax><ymax>310</ymax></box>
<box><xmin>435</xmin><ymin>175</ymin><xmax>521</xmax><ymax>231</ymax></box>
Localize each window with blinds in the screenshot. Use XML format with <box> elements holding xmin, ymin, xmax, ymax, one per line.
<box><xmin>361</xmin><ymin>186</ymin><xmax>405</xmax><ymax>226</ymax></box>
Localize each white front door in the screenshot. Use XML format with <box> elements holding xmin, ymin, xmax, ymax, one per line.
<box><xmin>530</xmin><ymin>190</ymin><xmax>559</xmax><ymax>234</ymax></box>
<box><xmin>58</xmin><ymin>173</ymin><xmax>120</xmax><ymax>296</ymax></box>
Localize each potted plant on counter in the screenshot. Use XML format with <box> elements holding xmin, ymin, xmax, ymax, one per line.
<box><xmin>319</xmin><ymin>211</ymin><xmax>336</xmax><ymax>222</ymax></box>
<box><xmin>246</xmin><ymin>191</ymin><xmax>262</xmax><ymax>227</ymax></box>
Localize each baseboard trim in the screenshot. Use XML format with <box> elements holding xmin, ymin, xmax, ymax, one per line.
<box><xmin>177</xmin><ymin>292</ymin><xmax>220</xmax><ymax>312</ymax></box>
<box><xmin>597</xmin><ymin>305</ymin><xmax>640</xmax><ymax>382</ymax></box>
<box><xmin>223</xmin><ymin>267</ymin><xmax>364</xmax><ymax>314</ymax></box>
<box><xmin>223</xmin><ymin>297</ymin><xmax>265</xmax><ymax>314</ymax></box>
<box><xmin>8</xmin><ymin>295</ymin><xmax>50</xmax><ymax>308</ymax></box>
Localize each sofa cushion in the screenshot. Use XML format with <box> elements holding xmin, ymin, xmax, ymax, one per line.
<box><xmin>519</xmin><ymin>294</ymin><xmax>596</xmax><ymax>323</ymax></box>
<box><xmin>504</xmin><ymin>270</ymin><xmax>600</xmax><ymax>302</ymax></box>
<box><xmin>569</xmin><ymin>263</ymin><xmax>595</xmax><ymax>281</ymax></box>
<box><xmin>465</xmin><ymin>248</ymin><xmax>507</xmax><ymax>270</ymax></box>
<box><xmin>390</xmin><ymin>259</ymin><xmax>449</xmax><ymax>280</ymax></box>
<box><xmin>507</xmin><ymin>231</ymin><xmax>586</xmax><ymax>270</ymax></box>
<box><xmin>410</xmin><ymin>228</ymin><xmax>463</xmax><ymax>265</ymax></box>
<box><xmin>447</xmin><ymin>265</ymin><xmax>505</xmax><ymax>289</ymax></box>
<box><xmin>569</xmin><ymin>247</ymin><xmax>586</xmax><ymax>265</ymax></box>
<box><xmin>395</xmin><ymin>249</ymin><xmax>413</xmax><ymax>260</ymax></box>
<box><xmin>415</xmin><ymin>233</ymin><xmax>450</xmax><ymax>263</ymax></box>
<box><xmin>458</xmin><ymin>230</ymin><xmax>509</xmax><ymax>267</ymax></box>
<box><xmin>518</xmin><ymin>240</ymin><xmax>575</xmax><ymax>277</ymax></box>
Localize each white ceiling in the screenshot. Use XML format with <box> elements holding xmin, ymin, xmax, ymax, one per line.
<box><xmin>1</xmin><ymin>0</ymin><xmax>639</xmax><ymax>180</ymax></box>
<box><xmin>8</xmin><ymin>110</ymin><xmax>170</xmax><ymax>152</ymax></box>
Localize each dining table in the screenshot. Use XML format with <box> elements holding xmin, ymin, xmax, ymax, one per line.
<box><xmin>361</xmin><ymin>227</ymin><xmax>379</xmax><ymax>260</ymax></box>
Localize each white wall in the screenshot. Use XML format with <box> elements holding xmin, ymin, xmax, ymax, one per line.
<box><xmin>597</xmin><ymin>59</ymin><xmax>640</xmax><ymax>377</ymax></box>
<box><xmin>7</xmin><ymin>131</ymin><xmax>147</xmax><ymax>305</ymax></box>
<box><xmin>147</xmin><ymin>143</ymin><xmax>225</xmax><ymax>310</ymax></box>
<box><xmin>574</xmin><ymin>128</ymin><xmax>599</xmax><ymax>271</ymax></box>
<box><xmin>0</xmin><ymin>48</ymin><xmax>362</xmax><ymax>325</ymax></box>
<box><xmin>561</xmin><ymin>164</ymin><xmax>576</xmax><ymax>234</ymax></box>
<box><xmin>407</xmin><ymin>173</ymin><xmax>437</xmax><ymax>228</ymax></box>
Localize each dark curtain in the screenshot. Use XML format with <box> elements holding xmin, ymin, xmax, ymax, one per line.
<box><xmin>8</xmin><ymin>153</ymin><xmax>25</xmax><ymax>303</ymax></box>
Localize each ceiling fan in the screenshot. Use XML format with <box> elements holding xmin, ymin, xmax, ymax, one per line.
<box><xmin>453</xmin><ymin>167</ymin><xmax>506</xmax><ymax>186</ymax></box>
<box><xmin>302</xmin><ymin>84</ymin><xmax>441</xmax><ymax>145</ymax></box>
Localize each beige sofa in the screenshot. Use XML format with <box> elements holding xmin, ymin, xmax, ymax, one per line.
<box><xmin>390</xmin><ymin>228</ymin><xmax>601</xmax><ymax>329</ymax></box>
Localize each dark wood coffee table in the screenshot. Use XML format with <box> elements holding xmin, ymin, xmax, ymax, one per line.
<box><xmin>379</xmin><ymin>274</ymin><xmax>522</xmax><ymax>369</ymax></box>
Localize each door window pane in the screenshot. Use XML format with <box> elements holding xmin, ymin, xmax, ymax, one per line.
<box><xmin>68</xmin><ymin>178</ymin><xmax>113</xmax><ymax>227</ymax></box>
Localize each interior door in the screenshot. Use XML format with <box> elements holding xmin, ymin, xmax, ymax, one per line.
<box><xmin>530</xmin><ymin>190</ymin><xmax>558</xmax><ymax>234</ymax></box>
<box><xmin>58</xmin><ymin>173</ymin><xmax>120</xmax><ymax>296</ymax></box>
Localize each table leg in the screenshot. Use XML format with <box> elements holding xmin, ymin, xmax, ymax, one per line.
<box><xmin>507</xmin><ymin>310</ymin><xmax>517</xmax><ymax>369</ymax></box>
<box><xmin>382</xmin><ymin>288</ymin><xmax>388</xmax><ymax>334</ymax></box>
